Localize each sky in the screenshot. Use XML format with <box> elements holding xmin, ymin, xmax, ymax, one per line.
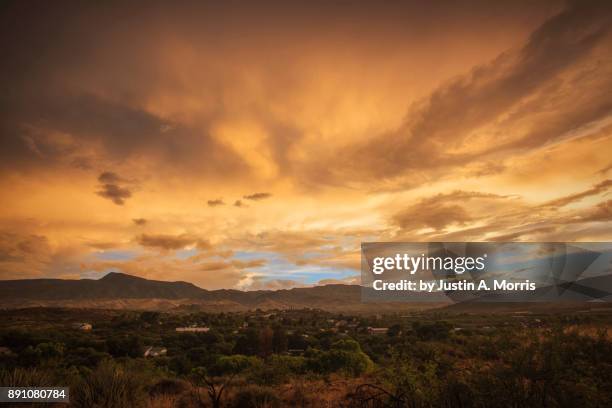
<box><xmin>0</xmin><ymin>0</ymin><xmax>611</xmax><ymax>290</ymax></box>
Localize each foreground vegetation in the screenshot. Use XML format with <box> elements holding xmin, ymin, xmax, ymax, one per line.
<box><xmin>0</xmin><ymin>307</ymin><xmax>611</xmax><ymax>407</ymax></box>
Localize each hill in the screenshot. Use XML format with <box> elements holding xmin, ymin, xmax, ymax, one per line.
<box><xmin>0</xmin><ymin>272</ymin><xmax>205</xmax><ymax>300</ymax></box>
<box><xmin>0</xmin><ymin>272</ymin><xmax>434</xmax><ymax>312</ymax></box>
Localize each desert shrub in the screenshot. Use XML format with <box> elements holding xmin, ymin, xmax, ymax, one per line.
<box><xmin>169</xmin><ymin>354</ymin><xmax>194</xmax><ymax>376</ymax></box>
<box><xmin>0</xmin><ymin>367</ymin><xmax>60</xmax><ymax>408</ymax></box>
<box><xmin>71</xmin><ymin>360</ymin><xmax>149</xmax><ymax>408</ymax></box>
<box><xmin>231</xmin><ymin>385</ymin><xmax>281</xmax><ymax>408</ymax></box>
<box><xmin>106</xmin><ymin>335</ymin><xmax>143</xmax><ymax>358</ymax></box>
<box><xmin>64</xmin><ymin>347</ymin><xmax>111</xmax><ymax>368</ymax></box>
<box><xmin>148</xmin><ymin>393</ymin><xmax>180</xmax><ymax>408</ymax></box>
<box><xmin>149</xmin><ymin>378</ymin><xmax>190</xmax><ymax>397</ymax></box>
<box><xmin>285</xmin><ymin>379</ymin><xmax>344</xmax><ymax>407</ymax></box>
<box><xmin>0</xmin><ymin>367</ymin><xmax>53</xmax><ymax>387</ymax></box>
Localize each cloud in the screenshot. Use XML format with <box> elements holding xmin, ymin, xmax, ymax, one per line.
<box><xmin>88</xmin><ymin>241</ymin><xmax>122</xmax><ymax>250</ymax></box>
<box><xmin>318</xmin><ymin>275</ymin><xmax>360</xmax><ymax>286</ymax></box>
<box><xmin>568</xmin><ymin>199</ymin><xmax>611</xmax><ymax>223</ymax></box>
<box><xmin>135</xmin><ymin>233</ymin><xmax>213</xmax><ymax>253</ymax></box>
<box><xmin>1</xmin><ymin>0</ymin><xmax>611</xmax><ymax>288</ymax></box>
<box><xmin>395</xmin><ymin>204</ymin><xmax>471</xmax><ymax>232</ymax></box>
<box><xmin>98</xmin><ymin>171</ymin><xmax>123</xmax><ymax>184</ymax></box>
<box><xmin>0</xmin><ymin>231</ymin><xmax>83</xmax><ymax>280</ymax></box>
<box><xmin>393</xmin><ymin>182</ymin><xmax>612</xmax><ymax>243</ymax></box>
<box><xmin>0</xmin><ymin>87</ymin><xmax>250</xmax><ymax>178</ymax></box>
<box><xmin>132</xmin><ymin>218</ymin><xmax>147</xmax><ymax>226</ymax></box>
<box><xmin>598</xmin><ymin>162</ymin><xmax>612</xmax><ymax>175</ymax></box>
<box><xmin>489</xmin><ymin>226</ymin><xmax>558</xmax><ymax>242</ymax></box>
<box><xmin>243</xmin><ymin>192</ymin><xmax>272</xmax><ymax>201</ymax></box>
<box><xmin>302</xmin><ymin>0</ymin><xmax>612</xmax><ymax>187</ymax></box>
<box><xmin>207</xmin><ymin>199</ymin><xmax>225</xmax><ymax>207</ymax></box>
<box><xmin>0</xmin><ymin>232</ymin><xmax>50</xmax><ymax>264</ymax></box>
<box><xmin>85</xmin><ymin>251</ymin><xmax>266</xmax><ymax>289</ymax></box>
<box><xmin>243</xmin><ymin>278</ymin><xmax>307</xmax><ymax>291</ymax></box>
<box><xmin>196</xmin><ymin>239</ymin><xmax>213</xmax><ymax>251</ymax></box>
<box><xmin>542</xmin><ymin>179</ymin><xmax>612</xmax><ymax>208</ymax></box>
<box><xmin>232</xmin><ymin>259</ymin><xmax>266</xmax><ymax>269</ymax></box>
<box><xmin>242</xmin><ymin>230</ymin><xmax>330</xmax><ymax>254</ymax></box>
<box><xmin>95</xmin><ymin>171</ymin><xmax>133</xmax><ymax>205</ymax></box>
<box><xmin>393</xmin><ymin>191</ymin><xmax>511</xmax><ymax>232</ymax></box>
<box><xmin>236</xmin><ymin>229</ymin><xmax>363</xmax><ymax>273</ymax></box>
<box><xmin>198</xmin><ymin>258</ymin><xmax>266</xmax><ymax>272</ymax></box>
<box><xmin>96</xmin><ymin>183</ymin><xmax>132</xmax><ymax>205</ymax></box>
<box><xmin>137</xmin><ymin>233</ymin><xmax>196</xmax><ymax>251</ymax></box>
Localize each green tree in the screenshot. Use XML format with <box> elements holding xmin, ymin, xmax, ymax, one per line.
<box><xmin>272</xmin><ymin>327</ymin><xmax>288</xmax><ymax>354</ymax></box>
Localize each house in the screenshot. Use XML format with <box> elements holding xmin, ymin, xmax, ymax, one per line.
<box><xmin>176</xmin><ymin>327</ymin><xmax>210</xmax><ymax>333</ymax></box>
<box><xmin>72</xmin><ymin>323</ymin><xmax>92</xmax><ymax>331</ymax></box>
<box><xmin>367</xmin><ymin>327</ymin><xmax>389</xmax><ymax>335</ymax></box>
<box><xmin>144</xmin><ymin>346</ymin><xmax>167</xmax><ymax>358</ymax></box>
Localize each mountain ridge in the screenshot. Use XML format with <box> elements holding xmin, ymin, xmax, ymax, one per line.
<box><xmin>0</xmin><ymin>272</ymin><xmax>384</xmax><ymax>311</ymax></box>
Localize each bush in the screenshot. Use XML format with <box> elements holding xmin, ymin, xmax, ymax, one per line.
<box><xmin>149</xmin><ymin>378</ymin><xmax>190</xmax><ymax>397</ymax></box>
<box><xmin>305</xmin><ymin>340</ymin><xmax>373</xmax><ymax>376</ymax></box>
<box><xmin>249</xmin><ymin>355</ymin><xmax>305</xmax><ymax>385</ymax></box>
<box><xmin>0</xmin><ymin>367</ymin><xmax>53</xmax><ymax>387</ymax></box>
<box><xmin>231</xmin><ymin>385</ymin><xmax>281</xmax><ymax>408</ymax></box>
<box><xmin>71</xmin><ymin>360</ymin><xmax>149</xmax><ymax>408</ymax></box>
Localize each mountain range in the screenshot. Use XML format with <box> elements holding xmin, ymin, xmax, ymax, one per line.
<box><xmin>3</xmin><ymin>272</ymin><xmax>602</xmax><ymax>313</ymax></box>
<box><xmin>0</xmin><ymin>272</ymin><xmax>430</xmax><ymax>312</ymax></box>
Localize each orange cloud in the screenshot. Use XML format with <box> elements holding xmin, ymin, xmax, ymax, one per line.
<box><xmin>0</xmin><ymin>0</ymin><xmax>610</xmax><ymax>288</ymax></box>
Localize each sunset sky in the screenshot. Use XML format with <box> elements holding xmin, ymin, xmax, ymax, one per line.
<box><xmin>1</xmin><ymin>0</ymin><xmax>611</xmax><ymax>289</ymax></box>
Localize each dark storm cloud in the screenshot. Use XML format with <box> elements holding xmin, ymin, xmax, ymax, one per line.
<box><xmin>244</xmin><ymin>192</ymin><xmax>272</xmax><ymax>201</ymax></box>
<box><xmin>0</xmin><ymin>0</ymin><xmax>566</xmax><ymax>183</ymax></box>
<box><xmin>0</xmin><ymin>0</ymin><xmax>248</xmax><ymax>177</ymax></box>
<box><xmin>0</xmin><ymin>90</ymin><xmax>250</xmax><ymax>177</ymax></box>
<box><xmin>311</xmin><ymin>0</ymin><xmax>612</xmax><ymax>185</ymax></box>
